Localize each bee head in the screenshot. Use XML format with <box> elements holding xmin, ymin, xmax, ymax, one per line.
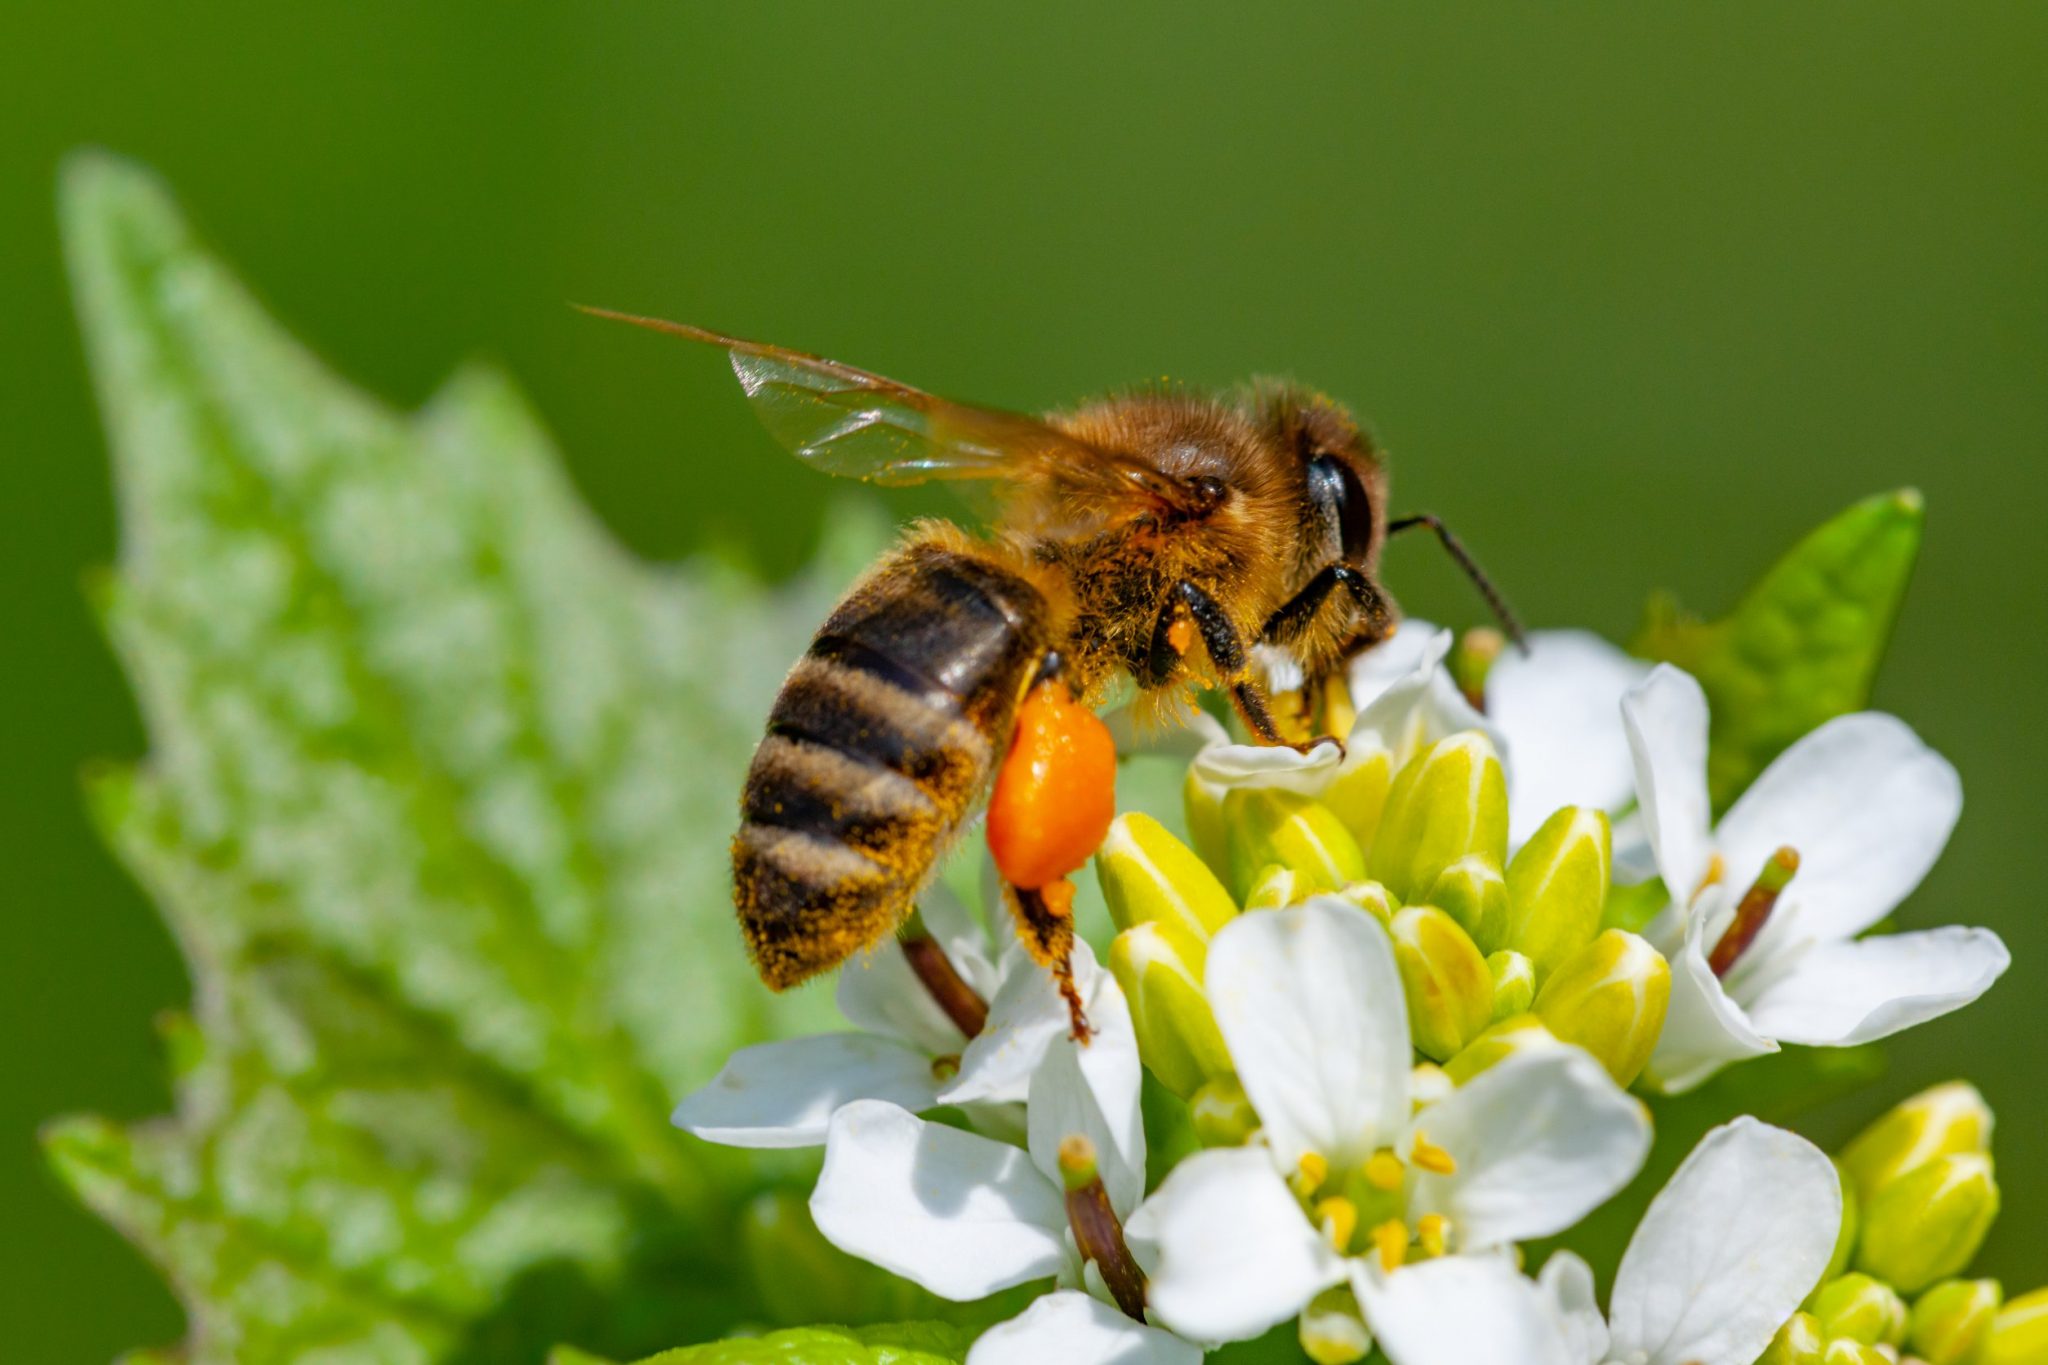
<box><xmin>1251</xmin><ymin>385</ymin><xmax>1389</xmax><ymax>572</ymax></box>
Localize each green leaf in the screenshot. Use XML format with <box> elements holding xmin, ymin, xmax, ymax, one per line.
<box><xmin>620</xmin><ymin>1323</ymin><xmax>970</xmax><ymax>1365</ymax></box>
<box><xmin>1634</xmin><ymin>488</ymin><xmax>1923</xmax><ymax>810</ymax></box>
<box><xmin>45</xmin><ymin>152</ymin><xmax>896</xmax><ymax>1363</ymax></box>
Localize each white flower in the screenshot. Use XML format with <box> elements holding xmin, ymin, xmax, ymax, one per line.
<box><xmin>1187</xmin><ymin>620</ymin><xmax>1647</xmax><ymax>848</ymax></box>
<box><xmin>1623</xmin><ymin>664</ymin><xmax>2007</xmax><ymax>1093</ymax></box>
<box><xmin>672</xmin><ymin>885</ymin><xmax>1076</xmax><ymax>1146</ymax></box>
<box><xmin>808</xmin><ymin>969</ymin><xmax>1198</xmax><ymax>1365</ymax></box>
<box><xmin>1362</xmin><ymin>1118</ymin><xmax>1842</xmax><ymax>1365</ymax></box>
<box><xmin>1126</xmin><ymin>899</ymin><xmax>1651</xmax><ymax>1347</ymax></box>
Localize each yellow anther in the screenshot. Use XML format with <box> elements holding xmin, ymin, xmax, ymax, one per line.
<box><xmin>1314</xmin><ymin>1195</ymin><xmax>1358</xmax><ymax>1254</ymax></box>
<box><xmin>1417</xmin><ymin>1212</ymin><xmax>1450</xmax><ymax>1258</ymax></box>
<box><xmin>1292</xmin><ymin>1151</ymin><xmax>1330</xmax><ymax>1198</ymax></box>
<box><xmin>1371</xmin><ymin>1218</ymin><xmax>1410</xmax><ymax>1274</ymax></box>
<box><xmin>1364</xmin><ymin>1149</ymin><xmax>1406</xmax><ymax>1192</ymax></box>
<box><xmin>1690</xmin><ymin>851</ymin><xmax>1727</xmax><ymax>905</ymax></box>
<box><xmin>1409</xmin><ymin>1131</ymin><xmax>1458</xmax><ymax>1176</ymax></box>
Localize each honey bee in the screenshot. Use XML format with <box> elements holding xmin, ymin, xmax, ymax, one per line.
<box><xmin>584</xmin><ymin>308</ymin><xmax>1521</xmax><ymax>1033</ymax></box>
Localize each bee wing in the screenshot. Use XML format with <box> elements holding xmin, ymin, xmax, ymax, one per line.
<box><xmin>579</xmin><ymin>307</ymin><xmax>1200</xmax><ymax>510</ymax></box>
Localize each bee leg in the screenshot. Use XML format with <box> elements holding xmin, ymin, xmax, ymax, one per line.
<box><xmin>1004</xmin><ymin>880</ymin><xmax>1091</xmax><ymax>1041</ymax></box>
<box><xmin>1260</xmin><ymin>563</ymin><xmax>1394</xmax><ymax>645</ymax></box>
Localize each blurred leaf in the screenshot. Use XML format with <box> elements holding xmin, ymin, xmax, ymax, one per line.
<box><xmin>43</xmin><ymin>152</ymin><xmax>895</xmax><ymax>1363</ymax></box>
<box><xmin>620</xmin><ymin>1324</ymin><xmax>970</xmax><ymax>1364</ymax></box>
<box><xmin>1634</xmin><ymin>489</ymin><xmax>1923</xmax><ymax>810</ymax></box>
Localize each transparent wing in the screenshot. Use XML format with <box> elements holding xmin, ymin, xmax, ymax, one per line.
<box><xmin>579</xmin><ymin>307</ymin><xmax>1199</xmax><ymax>509</ymax></box>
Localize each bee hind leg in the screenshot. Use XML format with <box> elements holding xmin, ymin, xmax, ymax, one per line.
<box><xmin>1005</xmin><ymin>880</ymin><xmax>1090</xmax><ymax>1041</ymax></box>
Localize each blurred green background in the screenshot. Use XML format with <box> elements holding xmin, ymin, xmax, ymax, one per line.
<box><xmin>4</xmin><ymin>4</ymin><xmax>2044</xmax><ymax>1359</ymax></box>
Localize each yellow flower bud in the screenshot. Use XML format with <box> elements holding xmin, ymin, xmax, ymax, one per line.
<box><xmin>1988</xmin><ymin>1286</ymin><xmax>2048</xmax><ymax>1365</ymax></box>
<box><xmin>1532</xmin><ymin>929</ymin><xmax>1670</xmax><ymax>1087</ymax></box>
<box><xmin>1096</xmin><ymin>811</ymin><xmax>1239</xmax><ymax>940</ymax></box>
<box><xmin>1426</xmin><ymin>855</ymin><xmax>1510</xmax><ymax>954</ymax></box>
<box><xmin>1442</xmin><ymin>1013</ymin><xmax>1566</xmax><ymax>1086</ymax></box>
<box><xmin>1225</xmin><ymin>788</ymin><xmax>1367</xmax><ymax>901</ymax></box>
<box><xmin>1367</xmin><ymin>732</ymin><xmax>1509</xmax><ymax>905</ymax></box>
<box><xmin>1110</xmin><ymin>922</ymin><xmax>1231</xmax><ymax>1099</ymax></box>
<box><xmin>1190</xmin><ymin>1073</ymin><xmax>1259</xmax><ymax>1149</ymax></box>
<box><xmin>1841</xmin><ymin>1081</ymin><xmax>1994</xmax><ymax>1205</ymax></box>
<box><xmin>1334</xmin><ymin>878</ymin><xmax>1397</xmax><ymax>925</ymax></box>
<box><xmin>1809</xmin><ymin>1273</ymin><xmax>1908</xmax><ymax>1347</ymax></box>
<box><xmin>1298</xmin><ymin>1284</ymin><xmax>1373</xmax><ymax>1365</ymax></box>
<box><xmin>1486</xmin><ymin>950</ymin><xmax>1536</xmax><ymax>1021</ymax></box>
<box><xmin>1857</xmin><ymin>1153</ymin><xmax>2000</xmax><ymax>1294</ymax></box>
<box><xmin>1503</xmin><ymin>806</ymin><xmax>1612</xmax><ymax>983</ymax></box>
<box><xmin>1183</xmin><ymin>765</ymin><xmax>1230</xmax><ymax>874</ymax></box>
<box><xmin>1759</xmin><ymin>1312</ymin><xmax>1826</xmax><ymax>1365</ymax></box>
<box><xmin>1827</xmin><ymin>1160</ymin><xmax>1861</xmax><ymax>1281</ymax></box>
<box><xmin>1324</xmin><ymin>747</ymin><xmax>1395</xmax><ymax>854</ymax></box>
<box><xmin>1245</xmin><ymin>863</ymin><xmax>1312</xmax><ymax>911</ymax></box>
<box><xmin>1821</xmin><ymin>1341</ymin><xmax>1889</xmax><ymax>1365</ymax></box>
<box><xmin>1909</xmin><ymin>1279</ymin><xmax>2002</xmax><ymax>1365</ymax></box>
<box><xmin>1389</xmin><ymin>906</ymin><xmax>1494</xmax><ymax>1063</ymax></box>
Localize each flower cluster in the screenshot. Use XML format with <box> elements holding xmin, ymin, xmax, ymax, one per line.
<box><xmin>675</xmin><ymin>618</ymin><xmax>2023</xmax><ymax>1364</ymax></box>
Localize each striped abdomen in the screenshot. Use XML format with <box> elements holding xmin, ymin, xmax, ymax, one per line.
<box><xmin>733</xmin><ymin>540</ymin><xmax>1049</xmax><ymax>989</ymax></box>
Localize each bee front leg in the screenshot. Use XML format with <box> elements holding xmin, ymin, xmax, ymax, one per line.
<box><xmin>1261</xmin><ymin>563</ymin><xmax>1394</xmax><ymax>646</ymax></box>
<box><xmin>1149</xmin><ymin>580</ymin><xmax>1317</xmax><ymax>751</ymax></box>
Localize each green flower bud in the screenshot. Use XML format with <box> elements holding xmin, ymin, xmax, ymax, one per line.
<box><xmin>1299</xmin><ymin>1284</ymin><xmax>1373</xmax><ymax>1365</ymax></box>
<box><xmin>1183</xmin><ymin>766</ymin><xmax>1230</xmax><ymax>874</ymax></box>
<box><xmin>1856</xmin><ymin>1153</ymin><xmax>2000</xmax><ymax>1294</ymax></box>
<box><xmin>1759</xmin><ymin>1312</ymin><xmax>1826</xmax><ymax>1365</ymax></box>
<box><xmin>1324</xmin><ymin>748</ymin><xmax>1395</xmax><ymax>853</ymax></box>
<box><xmin>1909</xmin><ymin>1279</ymin><xmax>2002</xmax><ymax>1365</ymax></box>
<box><xmin>1450</xmin><ymin>628</ymin><xmax>1505</xmax><ymax>710</ymax></box>
<box><xmin>1531</xmin><ymin>928</ymin><xmax>1670</xmax><ymax>1087</ymax></box>
<box><xmin>1810</xmin><ymin>1273</ymin><xmax>1908</xmax><ymax>1347</ymax></box>
<box><xmin>1110</xmin><ymin>922</ymin><xmax>1232</xmax><ymax>1099</ymax></box>
<box><xmin>1842</xmin><ymin>1081</ymin><xmax>1994</xmax><ymax>1205</ymax></box>
<box><xmin>1502</xmin><ymin>806</ymin><xmax>1612</xmax><ymax>983</ymax></box>
<box><xmin>1426</xmin><ymin>855</ymin><xmax>1511</xmax><ymax>954</ymax></box>
<box><xmin>1367</xmin><ymin>732</ymin><xmax>1509</xmax><ymax>904</ymax></box>
<box><xmin>1245</xmin><ymin>863</ymin><xmax>1312</xmax><ymax>911</ymax></box>
<box><xmin>1487</xmin><ymin>950</ymin><xmax>1537</xmax><ymax>1021</ymax></box>
<box><xmin>1096</xmin><ymin>811</ymin><xmax>1239</xmax><ymax>941</ymax></box>
<box><xmin>1389</xmin><ymin>906</ymin><xmax>1494</xmax><ymax>1063</ymax></box>
<box><xmin>1988</xmin><ymin>1286</ymin><xmax>2048</xmax><ymax>1365</ymax></box>
<box><xmin>1334</xmin><ymin>878</ymin><xmax>1397</xmax><ymax>925</ymax></box>
<box><xmin>1190</xmin><ymin>1073</ymin><xmax>1259</xmax><ymax>1148</ymax></box>
<box><xmin>1442</xmin><ymin>1013</ymin><xmax>1566</xmax><ymax>1086</ymax></box>
<box><xmin>1827</xmin><ymin>1160</ymin><xmax>1861</xmax><ymax>1282</ymax></box>
<box><xmin>1821</xmin><ymin>1341</ymin><xmax>1889</xmax><ymax>1365</ymax></box>
<box><xmin>1225</xmin><ymin>788</ymin><xmax>1367</xmax><ymax>901</ymax></box>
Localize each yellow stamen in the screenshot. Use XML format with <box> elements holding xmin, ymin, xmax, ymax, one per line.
<box><xmin>1314</xmin><ymin>1196</ymin><xmax>1358</xmax><ymax>1254</ymax></box>
<box><xmin>1409</xmin><ymin>1131</ymin><xmax>1457</xmax><ymax>1176</ymax></box>
<box><xmin>1293</xmin><ymin>1151</ymin><xmax>1330</xmax><ymax>1198</ymax></box>
<box><xmin>1417</xmin><ymin>1213</ymin><xmax>1449</xmax><ymax>1258</ymax></box>
<box><xmin>1364</xmin><ymin>1149</ymin><xmax>1406</xmax><ymax>1192</ymax></box>
<box><xmin>1690</xmin><ymin>851</ymin><xmax>1727</xmax><ymax>905</ymax></box>
<box><xmin>1371</xmin><ymin>1218</ymin><xmax>1409</xmax><ymax>1273</ymax></box>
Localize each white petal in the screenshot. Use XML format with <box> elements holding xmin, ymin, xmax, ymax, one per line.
<box><xmin>1492</xmin><ymin>631</ymin><xmax>1652</xmax><ymax>847</ymax></box>
<box><xmin>837</xmin><ymin>942</ymin><xmax>967</xmax><ymax>1057</ymax></box>
<box><xmin>1190</xmin><ymin>737</ymin><xmax>1345</xmax><ymax>794</ymax></box>
<box><xmin>1205</xmin><ymin>899</ymin><xmax>1411</xmax><ymax>1169</ymax></box>
<box><xmin>1027</xmin><ymin>984</ymin><xmax>1147</xmax><ymax>1216</ymax></box>
<box><xmin>1346</xmin><ymin>619</ymin><xmax>1449</xmax><ymax>710</ymax></box>
<box><xmin>942</xmin><ymin>940</ymin><xmax>1105</xmax><ymax>1107</ymax></box>
<box><xmin>810</xmin><ymin>1100</ymin><xmax>1068</xmax><ymax>1299</ymax></box>
<box><xmin>1347</xmin><ymin>627</ymin><xmax>1505</xmax><ymax>771</ymax></box>
<box><xmin>1608</xmin><ymin>1117</ymin><xmax>1841</xmax><ymax>1365</ymax></box>
<box><xmin>1354</xmin><ymin>1255</ymin><xmax>1576</xmax><ymax>1365</ymax></box>
<box><xmin>1744</xmin><ymin>927</ymin><xmax>2009</xmax><ymax>1046</ymax></box>
<box><xmin>1642</xmin><ymin>892</ymin><xmax>1778</xmax><ymax>1095</ymax></box>
<box><xmin>1409</xmin><ymin>1050</ymin><xmax>1650</xmax><ymax>1247</ymax></box>
<box><xmin>968</xmin><ymin>1292</ymin><xmax>1201</xmax><ymax>1365</ymax></box>
<box><xmin>671</xmin><ymin>1033</ymin><xmax>942</xmax><ymax>1148</ymax></box>
<box><xmin>1125</xmin><ymin>1147</ymin><xmax>1342</xmax><ymax>1343</ymax></box>
<box><xmin>1715</xmin><ymin>712</ymin><xmax>1962</xmax><ymax>942</ymax></box>
<box><xmin>1622</xmin><ymin>665</ymin><xmax>1715</xmax><ymax>901</ymax></box>
<box><xmin>1537</xmin><ymin>1251</ymin><xmax>1610</xmax><ymax>1365</ymax></box>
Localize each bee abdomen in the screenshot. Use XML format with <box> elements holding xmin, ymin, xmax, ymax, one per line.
<box><xmin>734</xmin><ymin>543</ymin><xmax>1048</xmax><ymax>989</ymax></box>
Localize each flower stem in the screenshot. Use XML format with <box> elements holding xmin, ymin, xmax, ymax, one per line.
<box><xmin>1059</xmin><ymin>1136</ymin><xmax>1148</xmax><ymax>1322</ymax></box>
<box><xmin>900</xmin><ymin>931</ymin><xmax>989</xmax><ymax>1038</ymax></box>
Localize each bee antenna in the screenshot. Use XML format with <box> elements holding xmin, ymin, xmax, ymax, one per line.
<box><xmin>1387</xmin><ymin>514</ymin><xmax>1529</xmax><ymax>653</ymax></box>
